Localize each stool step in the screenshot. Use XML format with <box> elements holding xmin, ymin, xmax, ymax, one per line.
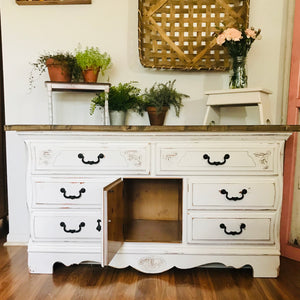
<box><xmin>203</xmin><ymin>88</ymin><xmax>272</xmax><ymax>125</ymax></box>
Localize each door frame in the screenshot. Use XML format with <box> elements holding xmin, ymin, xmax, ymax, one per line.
<box><xmin>0</xmin><ymin>13</ymin><xmax>8</xmax><ymax>221</ymax></box>
<box><xmin>281</xmin><ymin>0</ymin><xmax>300</xmax><ymax>261</ymax></box>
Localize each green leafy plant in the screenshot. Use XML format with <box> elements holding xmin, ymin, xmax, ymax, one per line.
<box><xmin>90</xmin><ymin>81</ymin><xmax>143</xmax><ymax>115</ymax></box>
<box><xmin>29</xmin><ymin>51</ymin><xmax>82</xmax><ymax>90</ymax></box>
<box><xmin>75</xmin><ymin>46</ymin><xmax>112</xmax><ymax>75</ymax></box>
<box><xmin>141</xmin><ymin>80</ymin><xmax>189</xmax><ymax>116</ymax></box>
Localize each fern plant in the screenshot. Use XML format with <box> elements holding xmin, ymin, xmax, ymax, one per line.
<box><xmin>90</xmin><ymin>81</ymin><xmax>143</xmax><ymax>115</ymax></box>
<box><xmin>142</xmin><ymin>80</ymin><xmax>189</xmax><ymax>116</ymax></box>
<box><xmin>75</xmin><ymin>46</ymin><xmax>112</xmax><ymax>75</ymax></box>
<box><xmin>29</xmin><ymin>51</ymin><xmax>82</xmax><ymax>90</ymax></box>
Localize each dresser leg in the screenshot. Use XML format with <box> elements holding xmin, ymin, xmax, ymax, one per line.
<box><xmin>28</xmin><ymin>251</ymin><xmax>102</xmax><ymax>274</ymax></box>
<box><xmin>250</xmin><ymin>256</ymin><xmax>280</xmax><ymax>278</ymax></box>
<box><xmin>28</xmin><ymin>253</ymin><xmax>56</xmax><ymax>274</ymax></box>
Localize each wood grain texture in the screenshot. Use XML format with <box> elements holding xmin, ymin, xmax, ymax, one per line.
<box><xmin>105</xmin><ymin>179</ymin><xmax>124</xmax><ymax>243</ymax></box>
<box><xmin>16</xmin><ymin>0</ymin><xmax>91</xmax><ymax>5</ymax></box>
<box><xmin>125</xmin><ymin>220</ymin><xmax>181</xmax><ymax>242</ymax></box>
<box><xmin>124</xmin><ymin>178</ymin><xmax>182</xmax><ymax>221</ymax></box>
<box><xmin>0</xmin><ymin>221</ymin><xmax>300</xmax><ymax>300</ymax></box>
<box><xmin>4</xmin><ymin>124</ymin><xmax>300</xmax><ymax>132</ymax></box>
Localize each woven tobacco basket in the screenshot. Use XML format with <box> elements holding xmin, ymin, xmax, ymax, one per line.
<box><xmin>138</xmin><ymin>0</ymin><xmax>250</xmax><ymax>71</ymax></box>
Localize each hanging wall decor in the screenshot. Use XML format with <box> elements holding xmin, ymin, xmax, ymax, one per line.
<box><xmin>16</xmin><ymin>0</ymin><xmax>91</xmax><ymax>5</ymax></box>
<box><xmin>138</xmin><ymin>0</ymin><xmax>250</xmax><ymax>70</ymax></box>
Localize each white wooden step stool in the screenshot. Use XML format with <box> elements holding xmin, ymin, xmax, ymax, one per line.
<box><xmin>203</xmin><ymin>88</ymin><xmax>272</xmax><ymax>125</ymax></box>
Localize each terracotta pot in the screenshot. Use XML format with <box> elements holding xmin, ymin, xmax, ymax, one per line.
<box><xmin>82</xmin><ymin>68</ymin><xmax>100</xmax><ymax>83</ymax></box>
<box><xmin>146</xmin><ymin>106</ymin><xmax>168</xmax><ymax>126</ymax></box>
<box><xmin>46</xmin><ymin>58</ymin><xmax>71</xmax><ymax>82</ymax></box>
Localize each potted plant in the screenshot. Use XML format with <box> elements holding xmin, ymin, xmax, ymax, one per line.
<box><xmin>215</xmin><ymin>26</ymin><xmax>261</xmax><ymax>89</ymax></box>
<box><xmin>141</xmin><ymin>80</ymin><xmax>189</xmax><ymax>125</ymax></box>
<box><xmin>29</xmin><ymin>51</ymin><xmax>82</xmax><ymax>90</ymax></box>
<box><xmin>90</xmin><ymin>81</ymin><xmax>143</xmax><ymax>125</ymax></box>
<box><xmin>75</xmin><ymin>46</ymin><xmax>112</xmax><ymax>83</ymax></box>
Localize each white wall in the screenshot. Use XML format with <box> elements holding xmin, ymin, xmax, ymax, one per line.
<box><xmin>0</xmin><ymin>0</ymin><xmax>291</xmax><ymax>243</ymax></box>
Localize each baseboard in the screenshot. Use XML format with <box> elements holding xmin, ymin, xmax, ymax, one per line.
<box><xmin>5</xmin><ymin>233</ymin><xmax>29</xmax><ymax>246</ymax></box>
<box><xmin>4</xmin><ymin>241</ymin><xmax>28</xmax><ymax>246</ymax></box>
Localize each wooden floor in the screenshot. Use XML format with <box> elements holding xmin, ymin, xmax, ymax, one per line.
<box><xmin>0</xmin><ymin>221</ymin><xmax>300</xmax><ymax>299</ymax></box>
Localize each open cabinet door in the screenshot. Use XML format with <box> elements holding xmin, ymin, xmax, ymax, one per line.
<box><xmin>102</xmin><ymin>178</ymin><xmax>125</xmax><ymax>266</ymax></box>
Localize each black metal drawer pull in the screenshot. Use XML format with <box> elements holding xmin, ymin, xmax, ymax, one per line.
<box><xmin>96</xmin><ymin>219</ymin><xmax>102</xmax><ymax>232</ymax></box>
<box><xmin>78</xmin><ymin>153</ymin><xmax>104</xmax><ymax>165</ymax></box>
<box><xmin>219</xmin><ymin>223</ymin><xmax>246</xmax><ymax>235</ymax></box>
<box><xmin>220</xmin><ymin>189</ymin><xmax>247</xmax><ymax>201</ymax></box>
<box><xmin>60</xmin><ymin>222</ymin><xmax>85</xmax><ymax>233</ymax></box>
<box><xmin>60</xmin><ymin>188</ymin><xmax>86</xmax><ymax>200</ymax></box>
<box><xmin>203</xmin><ymin>154</ymin><xmax>230</xmax><ymax>166</ymax></box>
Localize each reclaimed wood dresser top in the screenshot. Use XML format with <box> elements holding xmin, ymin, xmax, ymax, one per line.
<box><xmin>4</xmin><ymin>125</ymin><xmax>300</xmax><ymax>132</ymax></box>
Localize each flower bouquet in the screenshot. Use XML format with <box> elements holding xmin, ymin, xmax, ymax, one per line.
<box><xmin>215</xmin><ymin>26</ymin><xmax>261</xmax><ymax>89</ymax></box>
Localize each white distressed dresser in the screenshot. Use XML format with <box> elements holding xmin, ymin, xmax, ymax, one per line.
<box><xmin>8</xmin><ymin>125</ymin><xmax>293</xmax><ymax>277</ymax></box>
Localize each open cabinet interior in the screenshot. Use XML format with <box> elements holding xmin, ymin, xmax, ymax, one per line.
<box><xmin>122</xmin><ymin>178</ymin><xmax>182</xmax><ymax>243</ymax></box>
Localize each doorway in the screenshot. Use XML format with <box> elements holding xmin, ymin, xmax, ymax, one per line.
<box><xmin>281</xmin><ymin>0</ymin><xmax>300</xmax><ymax>261</ymax></box>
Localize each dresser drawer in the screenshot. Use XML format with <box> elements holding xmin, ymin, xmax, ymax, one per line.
<box><xmin>30</xmin><ymin>177</ymin><xmax>113</xmax><ymax>208</ymax></box>
<box><xmin>188</xmin><ymin>177</ymin><xmax>278</xmax><ymax>210</ymax></box>
<box><xmin>31</xmin><ymin>211</ymin><xmax>102</xmax><ymax>241</ymax></box>
<box><xmin>156</xmin><ymin>143</ymin><xmax>277</xmax><ymax>175</ymax></box>
<box><xmin>187</xmin><ymin>212</ymin><xmax>275</xmax><ymax>244</ymax></box>
<box><xmin>30</xmin><ymin>142</ymin><xmax>150</xmax><ymax>174</ymax></box>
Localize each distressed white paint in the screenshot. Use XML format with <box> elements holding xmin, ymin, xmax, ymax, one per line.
<box><xmin>203</xmin><ymin>89</ymin><xmax>273</xmax><ymax>125</ymax></box>
<box><xmin>20</xmin><ymin>131</ymin><xmax>289</xmax><ymax>277</ymax></box>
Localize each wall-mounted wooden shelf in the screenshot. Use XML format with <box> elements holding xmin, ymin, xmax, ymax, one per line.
<box><xmin>16</xmin><ymin>0</ymin><xmax>91</xmax><ymax>5</ymax></box>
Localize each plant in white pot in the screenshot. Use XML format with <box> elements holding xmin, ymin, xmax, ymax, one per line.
<box><xmin>75</xmin><ymin>46</ymin><xmax>112</xmax><ymax>83</ymax></box>
<box><xmin>90</xmin><ymin>81</ymin><xmax>143</xmax><ymax>125</ymax></box>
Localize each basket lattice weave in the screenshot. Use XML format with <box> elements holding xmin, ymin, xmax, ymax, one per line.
<box><xmin>138</xmin><ymin>0</ymin><xmax>250</xmax><ymax>71</ymax></box>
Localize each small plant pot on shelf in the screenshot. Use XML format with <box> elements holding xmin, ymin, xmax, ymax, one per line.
<box><xmin>146</xmin><ymin>106</ymin><xmax>168</xmax><ymax>126</ymax></box>
<box><xmin>109</xmin><ymin>110</ymin><xmax>126</xmax><ymax>125</ymax></box>
<box><xmin>46</xmin><ymin>58</ymin><xmax>71</xmax><ymax>82</ymax></box>
<box><xmin>82</xmin><ymin>68</ymin><xmax>100</xmax><ymax>83</ymax></box>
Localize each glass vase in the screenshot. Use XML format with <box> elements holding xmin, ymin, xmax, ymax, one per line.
<box><xmin>229</xmin><ymin>56</ymin><xmax>248</xmax><ymax>89</ymax></box>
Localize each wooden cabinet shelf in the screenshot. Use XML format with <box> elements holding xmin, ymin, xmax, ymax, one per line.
<box><xmin>107</xmin><ymin>178</ymin><xmax>182</xmax><ymax>243</ymax></box>
<box><xmin>125</xmin><ymin>220</ymin><xmax>182</xmax><ymax>243</ymax></box>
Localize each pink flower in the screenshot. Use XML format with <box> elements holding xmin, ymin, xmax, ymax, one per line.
<box><xmin>216</xmin><ymin>33</ymin><xmax>226</xmax><ymax>45</ymax></box>
<box><xmin>245</xmin><ymin>28</ymin><xmax>256</xmax><ymax>39</ymax></box>
<box><xmin>223</xmin><ymin>28</ymin><xmax>243</xmax><ymax>41</ymax></box>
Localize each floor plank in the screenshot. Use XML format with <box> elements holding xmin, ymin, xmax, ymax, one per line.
<box><xmin>0</xmin><ymin>221</ymin><xmax>300</xmax><ymax>300</ymax></box>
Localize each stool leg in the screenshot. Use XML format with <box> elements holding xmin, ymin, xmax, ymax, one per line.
<box><xmin>104</xmin><ymin>88</ymin><xmax>109</xmax><ymax>125</ymax></box>
<box><xmin>47</xmin><ymin>84</ymin><xmax>53</xmax><ymax>125</ymax></box>
<box><xmin>258</xmin><ymin>103</ymin><xmax>272</xmax><ymax>125</ymax></box>
<box><xmin>203</xmin><ymin>106</ymin><xmax>220</xmax><ymax>125</ymax></box>
<box><xmin>258</xmin><ymin>103</ymin><xmax>265</xmax><ymax>124</ymax></box>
